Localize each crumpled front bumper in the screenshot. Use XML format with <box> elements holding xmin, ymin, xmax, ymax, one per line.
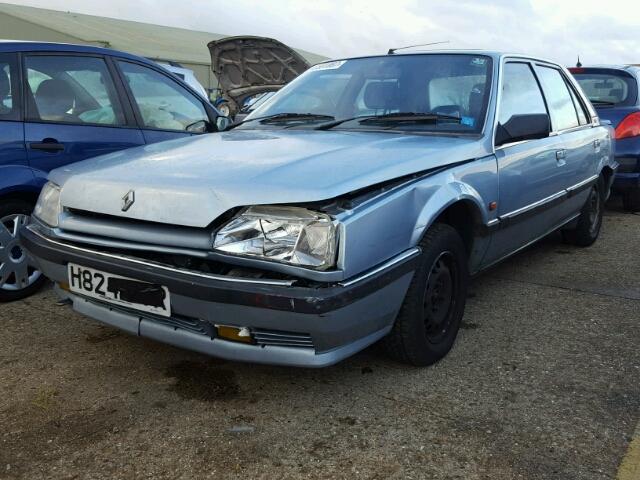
<box><xmin>20</xmin><ymin>223</ymin><xmax>418</xmax><ymax>367</ymax></box>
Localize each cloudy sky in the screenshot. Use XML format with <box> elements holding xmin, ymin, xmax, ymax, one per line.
<box><xmin>5</xmin><ymin>0</ymin><xmax>640</xmax><ymax>65</ymax></box>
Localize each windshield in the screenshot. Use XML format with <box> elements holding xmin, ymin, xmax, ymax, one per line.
<box><xmin>571</xmin><ymin>68</ymin><xmax>638</xmax><ymax>107</ymax></box>
<box><xmin>241</xmin><ymin>54</ymin><xmax>493</xmax><ymax>133</ymax></box>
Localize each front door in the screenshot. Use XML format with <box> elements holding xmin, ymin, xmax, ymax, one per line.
<box><xmin>23</xmin><ymin>54</ymin><xmax>145</xmax><ymax>176</ymax></box>
<box><xmin>0</xmin><ymin>53</ymin><xmax>29</xmax><ymax>189</ymax></box>
<box><xmin>115</xmin><ymin>60</ymin><xmax>212</xmax><ymax>144</ymax></box>
<box><xmin>485</xmin><ymin>61</ymin><xmax>568</xmax><ymax>264</ymax></box>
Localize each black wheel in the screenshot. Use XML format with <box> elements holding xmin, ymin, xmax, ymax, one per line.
<box><xmin>562</xmin><ymin>181</ymin><xmax>603</xmax><ymax>247</ymax></box>
<box><xmin>0</xmin><ymin>199</ymin><xmax>47</xmax><ymax>302</ymax></box>
<box><xmin>382</xmin><ymin>223</ymin><xmax>469</xmax><ymax>366</ymax></box>
<box><xmin>622</xmin><ymin>188</ymin><xmax>640</xmax><ymax>212</ymax></box>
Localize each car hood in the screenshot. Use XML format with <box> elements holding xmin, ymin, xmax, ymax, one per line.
<box><xmin>51</xmin><ymin>130</ymin><xmax>490</xmax><ymax>228</ymax></box>
<box><xmin>208</xmin><ymin>36</ymin><xmax>310</xmax><ymax>106</ymax></box>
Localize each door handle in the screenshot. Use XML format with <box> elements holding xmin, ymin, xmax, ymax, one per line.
<box><xmin>556</xmin><ymin>149</ymin><xmax>566</xmax><ymax>165</ymax></box>
<box><xmin>594</xmin><ymin>139</ymin><xmax>601</xmax><ymax>151</ymax></box>
<box><xmin>30</xmin><ymin>139</ymin><xmax>64</xmax><ymax>153</ymax></box>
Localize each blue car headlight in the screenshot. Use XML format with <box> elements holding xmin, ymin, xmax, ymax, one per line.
<box><xmin>213</xmin><ymin>206</ymin><xmax>337</xmax><ymax>270</ymax></box>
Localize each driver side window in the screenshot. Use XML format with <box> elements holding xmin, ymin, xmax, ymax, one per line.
<box><xmin>117</xmin><ymin>61</ymin><xmax>208</xmax><ymax>132</ymax></box>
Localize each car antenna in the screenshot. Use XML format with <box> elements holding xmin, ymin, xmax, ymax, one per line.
<box><xmin>576</xmin><ymin>55</ymin><xmax>582</xmax><ymax>68</ymax></box>
<box><xmin>388</xmin><ymin>41</ymin><xmax>450</xmax><ymax>55</ymax></box>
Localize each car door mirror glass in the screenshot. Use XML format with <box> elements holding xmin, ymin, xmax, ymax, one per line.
<box><xmin>216</xmin><ymin>116</ymin><xmax>231</xmax><ymax>131</ymax></box>
<box><xmin>496</xmin><ymin>113</ymin><xmax>550</xmax><ymax>146</ymax></box>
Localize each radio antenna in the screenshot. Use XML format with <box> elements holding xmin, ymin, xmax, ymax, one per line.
<box><xmin>388</xmin><ymin>41</ymin><xmax>450</xmax><ymax>55</ymax></box>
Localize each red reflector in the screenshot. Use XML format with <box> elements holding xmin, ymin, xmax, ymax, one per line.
<box><xmin>615</xmin><ymin>112</ymin><xmax>640</xmax><ymax>140</ymax></box>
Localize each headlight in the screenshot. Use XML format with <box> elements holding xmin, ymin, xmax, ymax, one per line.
<box><xmin>213</xmin><ymin>206</ymin><xmax>337</xmax><ymax>270</ymax></box>
<box><xmin>33</xmin><ymin>182</ymin><xmax>62</xmax><ymax>227</ymax></box>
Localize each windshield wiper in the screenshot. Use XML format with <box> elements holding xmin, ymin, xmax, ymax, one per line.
<box><xmin>316</xmin><ymin>112</ymin><xmax>462</xmax><ymax>130</ymax></box>
<box><xmin>259</xmin><ymin>113</ymin><xmax>335</xmax><ymax>124</ymax></box>
<box><xmin>228</xmin><ymin>112</ymin><xmax>334</xmax><ymax>130</ymax></box>
<box><xmin>360</xmin><ymin>112</ymin><xmax>462</xmax><ymax>125</ymax></box>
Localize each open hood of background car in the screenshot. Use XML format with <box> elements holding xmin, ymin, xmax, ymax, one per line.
<box><xmin>208</xmin><ymin>36</ymin><xmax>310</xmax><ymax>109</ymax></box>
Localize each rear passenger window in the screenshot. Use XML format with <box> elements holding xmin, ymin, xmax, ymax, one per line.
<box><xmin>25</xmin><ymin>55</ymin><xmax>125</xmax><ymax>126</ymax></box>
<box><xmin>535</xmin><ymin>66</ymin><xmax>580</xmax><ymax>131</ymax></box>
<box><xmin>498</xmin><ymin>62</ymin><xmax>547</xmax><ymax>126</ymax></box>
<box><xmin>0</xmin><ymin>53</ymin><xmax>19</xmax><ymax>120</ymax></box>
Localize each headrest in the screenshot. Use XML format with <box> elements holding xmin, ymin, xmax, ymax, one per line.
<box><xmin>363</xmin><ymin>81</ymin><xmax>399</xmax><ymax>110</ymax></box>
<box><xmin>0</xmin><ymin>69</ymin><xmax>9</xmax><ymax>99</ymax></box>
<box><xmin>35</xmin><ymin>79</ymin><xmax>75</xmax><ymax>117</ymax></box>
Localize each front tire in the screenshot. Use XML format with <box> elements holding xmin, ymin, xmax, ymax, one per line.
<box><xmin>0</xmin><ymin>199</ymin><xmax>47</xmax><ymax>302</ymax></box>
<box><xmin>382</xmin><ymin>223</ymin><xmax>469</xmax><ymax>366</ymax></box>
<box><xmin>562</xmin><ymin>181</ymin><xmax>603</xmax><ymax>247</ymax></box>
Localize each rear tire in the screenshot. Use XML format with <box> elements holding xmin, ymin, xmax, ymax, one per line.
<box><xmin>382</xmin><ymin>223</ymin><xmax>469</xmax><ymax>366</ymax></box>
<box><xmin>622</xmin><ymin>188</ymin><xmax>640</xmax><ymax>212</ymax></box>
<box><xmin>0</xmin><ymin>199</ymin><xmax>47</xmax><ymax>302</ymax></box>
<box><xmin>562</xmin><ymin>181</ymin><xmax>603</xmax><ymax>247</ymax></box>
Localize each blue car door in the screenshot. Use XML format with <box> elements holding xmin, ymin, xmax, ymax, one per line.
<box><xmin>23</xmin><ymin>53</ymin><xmax>145</xmax><ymax>180</ymax></box>
<box><xmin>0</xmin><ymin>52</ymin><xmax>32</xmax><ymax>195</ymax></box>
<box><xmin>533</xmin><ymin>65</ymin><xmax>602</xmax><ymax>212</ymax></box>
<box><xmin>115</xmin><ymin>60</ymin><xmax>213</xmax><ymax>143</ymax></box>
<box><xmin>484</xmin><ymin>61</ymin><xmax>570</xmax><ymax>265</ymax></box>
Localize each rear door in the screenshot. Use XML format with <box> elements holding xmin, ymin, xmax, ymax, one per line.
<box><xmin>23</xmin><ymin>53</ymin><xmax>145</xmax><ymax>175</ymax></box>
<box><xmin>0</xmin><ymin>52</ymin><xmax>29</xmax><ymax>192</ymax></box>
<box><xmin>534</xmin><ymin>64</ymin><xmax>600</xmax><ymax>199</ymax></box>
<box><xmin>114</xmin><ymin>60</ymin><xmax>213</xmax><ymax>144</ymax></box>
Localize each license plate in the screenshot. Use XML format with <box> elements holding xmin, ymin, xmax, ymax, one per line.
<box><xmin>67</xmin><ymin>263</ymin><xmax>171</xmax><ymax>317</ymax></box>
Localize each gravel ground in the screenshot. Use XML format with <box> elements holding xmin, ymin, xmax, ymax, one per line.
<box><xmin>1</xmin><ymin>200</ymin><xmax>639</xmax><ymax>480</ymax></box>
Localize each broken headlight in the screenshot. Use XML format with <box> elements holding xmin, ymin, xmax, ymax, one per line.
<box><xmin>33</xmin><ymin>182</ymin><xmax>62</xmax><ymax>228</ymax></box>
<box><xmin>213</xmin><ymin>206</ymin><xmax>337</xmax><ymax>270</ymax></box>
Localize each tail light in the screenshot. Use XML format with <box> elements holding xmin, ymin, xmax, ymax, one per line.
<box><xmin>615</xmin><ymin>112</ymin><xmax>640</xmax><ymax>140</ymax></box>
<box><xmin>569</xmin><ymin>67</ymin><xmax>584</xmax><ymax>74</ymax></box>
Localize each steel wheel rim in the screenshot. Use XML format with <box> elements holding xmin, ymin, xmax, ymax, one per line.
<box><xmin>422</xmin><ymin>251</ymin><xmax>458</xmax><ymax>344</ymax></box>
<box><xmin>0</xmin><ymin>214</ymin><xmax>42</xmax><ymax>291</ymax></box>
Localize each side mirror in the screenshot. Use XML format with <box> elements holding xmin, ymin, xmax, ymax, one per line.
<box><xmin>495</xmin><ymin>113</ymin><xmax>551</xmax><ymax>146</ymax></box>
<box><xmin>216</xmin><ymin>116</ymin><xmax>231</xmax><ymax>132</ymax></box>
<box><xmin>186</xmin><ymin>120</ymin><xmax>211</xmax><ymax>134</ymax></box>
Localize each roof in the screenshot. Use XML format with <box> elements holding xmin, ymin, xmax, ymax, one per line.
<box><xmin>0</xmin><ymin>39</ymin><xmax>150</xmax><ymax>62</ymax></box>
<box><xmin>0</xmin><ymin>2</ymin><xmax>327</xmax><ymax>66</ymax></box>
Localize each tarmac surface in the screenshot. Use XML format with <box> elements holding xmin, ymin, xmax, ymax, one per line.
<box><xmin>1</xmin><ymin>199</ymin><xmax>639</xmax><ymax>479</ymax></box>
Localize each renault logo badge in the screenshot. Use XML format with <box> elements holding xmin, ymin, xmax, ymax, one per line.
<box><xmin>121</xmin><ymin>190</ymin><xmax>135</xmax><ymax>212</ymax></box>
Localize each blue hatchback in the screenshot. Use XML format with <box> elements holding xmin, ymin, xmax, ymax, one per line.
<box><xmin>570</xmin><ymin>65</ymin><xmax>640</xmax><ymax>211</ymax></box>
<box><xmin>0</xmin><ymin>41</ymin><xmax>221</xmax><ymax>301</ymax></box>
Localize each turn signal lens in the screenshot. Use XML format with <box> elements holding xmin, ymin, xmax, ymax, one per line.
<box><xmin>615</xmin><ymin>112</ymin><xmax>640</xmax><ymax>140</ymax></box>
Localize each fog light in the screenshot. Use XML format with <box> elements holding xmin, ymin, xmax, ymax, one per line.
<box><xmin>216</xmin><ymin>325</ymin><xmax>253</xmax><ymax>344</ymax></box>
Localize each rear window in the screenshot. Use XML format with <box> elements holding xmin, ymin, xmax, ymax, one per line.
<box><xmin>570</xmin><ymin>68</ymin><xmax>638</xmax><ymax>107</ymax></box>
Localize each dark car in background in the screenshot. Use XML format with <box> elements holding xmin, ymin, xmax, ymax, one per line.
<box><xmin>570</xmin><ymin>65</ymin><xmax>640</xmax><ymax>211</ymax></box>
<box><xmin>0</xmin><ymin>40</ymin><xmax>222</xmax><ymax>301</ymax></box>
<box><xmin>209</xmin><ymin>36</ymin><xmax>310</xmax><ymax>119</ymax></box>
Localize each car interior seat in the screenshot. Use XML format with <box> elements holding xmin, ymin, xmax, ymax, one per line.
<box><xmin>0</xmin><ymin>69</ymin><xmax>10</xmax><ymax>114</ymax></box>
<box><xmin>34</xmin><ymin>79</ymin><xmax>77</xmax><ymax>121</ymax></box>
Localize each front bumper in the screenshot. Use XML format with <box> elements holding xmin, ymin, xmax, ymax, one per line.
<box><xmin>21</xmin><ymin>224</ymin><xmax>418</xmax><ymax>367</ymax></box>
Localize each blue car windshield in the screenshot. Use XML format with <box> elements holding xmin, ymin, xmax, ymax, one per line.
<box><xmin>242</xmin><ymin>54</ymin><xmax>493</xmax><ymax>133</ymax></box>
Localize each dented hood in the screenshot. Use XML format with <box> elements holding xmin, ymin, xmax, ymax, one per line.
<box><xmin>208</xmin><ymin>36</ymin><xmax>310</xmax><ymax>105</ymax></box>
<box><xmin>51</xmin><ymin>130</ymin><xmax>490</xmax><ymax>228</ymax></box>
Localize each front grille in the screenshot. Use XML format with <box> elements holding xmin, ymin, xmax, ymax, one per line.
<box><xmin>252</xmin><ymin>328</ymin><xmax>314</xmax><ymax>349</ymax></box>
